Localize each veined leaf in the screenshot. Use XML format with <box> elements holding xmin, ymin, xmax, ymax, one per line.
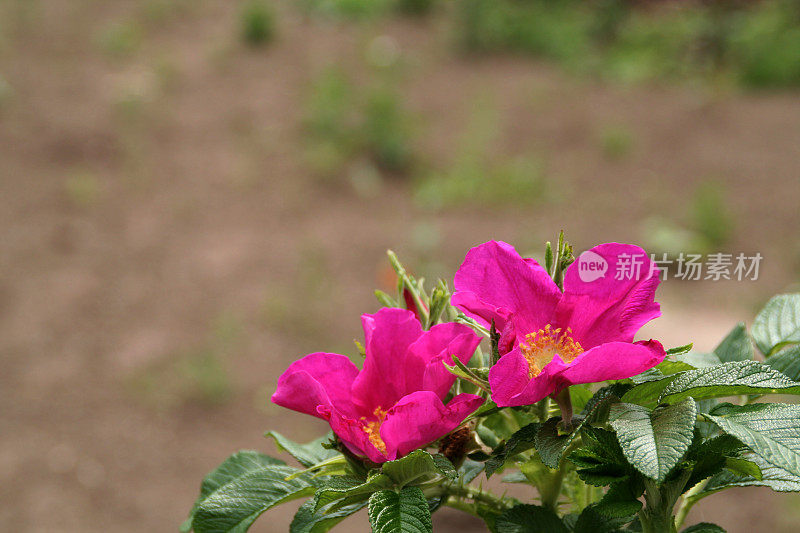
<box><xmin>609</xmin><ymin>398</ymin><xmax>696</xmax><ymax>482</ymax></box>
<box><xmin>752</xmin><ymin>293</ymin><xmax>800</xmax><ymax>355</ymax></box>
<box><xmin>704</xmin><ymin>403</ymin><xmax>800</xmax><ymax>478</ymax></box>
<box><xmin>290</xmin><ymin>495</ymin><xmax>366</xmax><ymax>533</ymax></box>
<box><xmin>367</xmin><ymin>487</ymin><xmax>432</xmax><ymax>533</ymax></box>
<box><xmin>625</xmin><ymin>361</ymin><xmax>800</xmax><ymax>406</ymax></box>
<box><xmin>381</xmin><ymin>449</ymin><xmax>457</xmax><ymax>485</ymax></box>
<box><xmin>485</xmin><ymin>423</ymin><xmax>541</xmax><ymax>477</ymax></box>
<box><xmin>189</xmin><ymin>452</ymin><xmax>320</xmax><ymax>533</ymax></box>
<box><xmin>713</xmin><ymin>323</ymin><xmax>754</xmax><ymax>362</ymax></box>
<box><xmin>495</xmin><ymin>504</ymin><xmax>568</xmax><ymax>533</ymax></box>
<box><xmin>766</xmin><ymin>345</ymin><xmax>800</xmax><ymax>381</ymax></box>
<box><xmin>265</xmin><ymin>431</ymin><xmax>339</xmax><ymax>468</ymax></box>
<box><xmin>700</xmin><ymin>451</ymin><xmax>800</xmax><ymax>495</ymax></box>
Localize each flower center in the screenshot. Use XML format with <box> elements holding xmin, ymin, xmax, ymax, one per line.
<box><xmin>361</xmin><ymin>406</ymin><xmax>389</xmax><ymax>455</ymax></box>
<box><xmin>519</xmin><ymin>325</ymin><xmax>584</xmax><ymax>379</ymax></box>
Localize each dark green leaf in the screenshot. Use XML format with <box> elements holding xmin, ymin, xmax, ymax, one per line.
<box><xmin>568</xmin><ymin>428</ymin><xmax>634</xmax><ymax>487</ymax></box>
<box><xmin>594</xmin><ymin>481</ymin><xmax>643</xmax><ymax>519</ymax></box>
<box><xmin>265</xmin><ymin>432</ymin><xmax>339</xmax><ymax>468</ymax></box>
<box><xmin>290</xmin><ymin>495</ymin><xmax>365</xmax><ymax>533</ymax></box>
<box><xmin>382</xmin><ymin>450</ymin><xmax>456</xmax><ymax>485</ymax></box>
<box><xmin>609</xmin><ymin>399</ymin><xmax>696</xmax><ymax>482</ymax></box>
<box><xmin>573</xmin><ymin>504</ymin><xmax>628</xmax><ymax>533</ymax></box>
<box><xmin>485</xmin><ymin>423</ymin><xmax>541</xmax><ymax>477</ymax></box>
<box><xmin>704</xmin><ymin>403</ymin><xmax>800</xmax><ymax>477</ymax></box>
<box><xmin>495</xmin><ymin>504</ymin><xmax>568</xmax><ymax>533</ymax></box>
<box><xmin>713</xmin><ymin>323</ymin><xmax>754</xmax><ymax>362</ymax></box>
<box><xmin>367</xmin><ymin>487</ymin><xmax>432</xmax><ymax>533</ymax></box>
<box><xmin>681</xmin><ymin>523</ymin><xmax>726</xmax><ymax>533</ymax></box>
<box><xmin>752</xmin><ymin>293</ymin><xmax>800</xmax><ymax>355</ymax></box>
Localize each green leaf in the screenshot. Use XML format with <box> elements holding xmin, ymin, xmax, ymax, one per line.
<box><xmin>723</xmin><ymin>457</ymin><xmax>762</xmax><ymax>480</ymax></box>
<box><xmin>666</xmin><ymin>343</ymin><xmax>693</xmax><ymax>356</ymax></box>
<box><xmin>495</xmin><ymin>504</ymin><xmax>568</xmax><ymax>533</ymax></box>
<box><xmin>766</xmin><ymin>345</ymin><xmax>800</xmax><ymax>381</ymax></box>
<box><xmin>752</xmin><ymin>293</ymin><xmax>800</xmax><ymax>355</ymax></box>
<box><xmin>567</xmin><ymin>428</ymin><xmax>634</xmax><ymax>487</ymax></box>
<box><xmin>701</xmin><ymin>451</ymin><xmax>800</xmax><ymax>494</ymax></box>
<box><xmin>594</xmin><ymin>481</ymin><xmax>643</xmax><ymax>519</ymax></box>
<box><xmin>381</xmin><ymin>449</ymin><xmax>456</xmax><ymax>485</ymax></box>
<box><xmin>290</xmin><ymin>495</ymin><xmax>366</xmax><ymax>533</ymax></box>
<box><xmin>681</xmin><ymin>523</ymin><xmax>726</xmax><ymax>533</ymax></box>
<box><xmin>367</xmin><ymin>487</ymin><xmax>432</xmax><ymax>533</ymax></box>
<box><xmin>609</xmin><ymin>398</ymin><xmax>696</xmax><ymax>482</ymax></box>
<box><xmin>704</xmin><ymin>403</ymin><xmax>800</xmax><ymax>477</ymax></box>
<box><xmin>265</xmin><ymin>432</ymin><xmax>339</xmax><ymax>468</ymax></box>
<box><xmin>485</xmin><ymin>423</ymin><xmax>541</xmax><ymax>477</ymax></box>
<box><xmin>458</xmin><ymin>459</ymin><xmax>484</xmax><ymax>484</ymax></box>
<box><xmin>189</xmin><ymin>451</ymin><xmax>319</xmax><ymax>533</ymax></box>
<box><xmin>713</xmin><ymin>323</ymin><xmax>754</xmax><ymax>362</ymax></box>
<box><xmin>314</xmin><ymin>475</ymin><xmax>388</xmax><ymax>512</ymax></box>
<box><xmin>572</xmin><ymin>504</ymin><xmax>628</xmax><ymax>533</ymax></box>
<box><xmin>182</xmin><ymin>451</ymin><xmax>287</xmax><ymax>531</ymax></box>
<box><xmin>658</xmin><ymin>361</ymin><xmax>800</xmax><ymax>404</ymax></box>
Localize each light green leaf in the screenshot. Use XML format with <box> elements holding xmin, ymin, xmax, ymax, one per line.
<box><xmin>367</xmin><ymin>487</ymin><xmax>432</xmax><ymax>533</ymax></box>
<box><xmin>704</xmin><ymin>403</ymin><xmax>800</xmax><ymax>478</ymax></box>
<box><xmin>265</xmin><ymin>431</ymin><xmax>339</xmax><ymax>468</ymax></box>
<box><xmin>496</xmin><ymin>504</ymin><xmax>568</xmax><ymax>533</ymax></box>
<box><xmin>190</xmin><ymin>451</ymin><xmax>319</xmax><ymax>533</ymax></box>
<box><xmin>752</xmin><ymin>293</ymin><xmax>800</xmax><ymax>355</ymax></box>
<box><xmin>701</xmin><ymin>451</ymin><xmax>800</xmax><ymax>495</ymax></box>
<box><xmin>609</xmin><ymin>398</ymin><xmax>696</xmax><ymax>482</ymax></box>
<box><xmin>766</xmin><ymin>345</ymin><xmax>800</xmax><ymax>381</ymax></box>
<box><xmin>713</xmin><ymin>323</ymin><xmax>754</xmax><ymax>362</ymax></box>
<box><xmin>724</xmin><ymin>457</ymin><xmax>762</xmax><ymax>480</ymax></box>
<box><xmin>677</xmin><ymin>352</ymin><xmax>722</xmax><ymax>368</ymax></box>
<box><xmin>659</xmin><ymin>361</ymin><xmax>800</xmax><ymax>403</ymax></box>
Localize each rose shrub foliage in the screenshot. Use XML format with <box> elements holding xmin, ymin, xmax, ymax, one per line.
<box><xmin>184</xmin><ymin>236</ymin><xmax>800</xmax><ymax>533</ymax></box>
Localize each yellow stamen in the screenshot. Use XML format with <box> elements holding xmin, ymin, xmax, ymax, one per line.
<box><xmin>361</xmin><ymin>406</ymin><xmax>389</xmax><ymax>455</ymax></box>
<box><xmin>519</xmin><ymin>325</ymin><xmax>584</xmax><ymax>379</ymax></box>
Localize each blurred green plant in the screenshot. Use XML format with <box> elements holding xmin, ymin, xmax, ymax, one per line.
<box><xmin>96</xmin><ymin>21</ymin><xmax>142</xmax><ymax>58</ymax></box>
<box><xmin>303</xmin><ymin>67</ymin><xmax>414</xmax><ymax>181</ymax></box>
<box><xmin>64</xmin><ymin>172</ymin><xmax>102</xmax><ymax>208</ymax></box>
<box><xmin>240</xmin><ymin>0</ymin><xmax>276</xmax><ymax>46</ymax></box>
<box><xmin>455</xmin><ymin>0</ymin><xmax>800</xmax><ymax>88</ymax></box>
<box><xmin>128</xmin><ymin>312</ymin><xmax>244</xmax><ymax>410</ymax></box>
<box><xmin>690</xmin><ymin>180</ymin><xmax>734</xmax><ymax>250</ymax></box>
<box><xmin>598</xmin><ymin>124</ymin><xmax>635</xmax><ymax>161</ymax></box>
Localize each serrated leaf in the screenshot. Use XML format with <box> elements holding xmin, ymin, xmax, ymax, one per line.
<box><xmin>382</xmin><ymin>450</ymin><xmax>456</xmax><ymax>485</ymax></box>
<box><xmin>609</xmin><ymin>398</ymin><xmax>696</xmax><ymax>482</ymax></box>
<box><xmin>681</xmin><ymin>523</ymin><xmax>726</xmax><ymax>533</ymax></box>
<box><xmin>189</xmin><ymin>452</ymin><xmax>320</xmax><ymax>533</ymax></box>
<box><xmin>495</xmin><ymin>504</ymin><xmax>568</xmax><ymax>533</ymax></box>
<box><xmin>659</xmin><ymin>361</ymin><xmax>800</xmax><ymax>403</ymax></box>
<box><xmin>766</xmin><ymin>345</ymin><xmax>800</xmax><ymax>381</ymax></box>
<box><xmin>265</xmin><ymin>432</ymin><xmax>339</xmax><ymax>468</ymax></box>
<box><xmin>713</xmin><ymin>323</ymin><xmax>754</xmax><ymax>362</ymax></box>
<box><xmin>594</xmin><ymin>481</ymin><xmax>644</xmax><ymax>519</ymax></box>
<box><xmin>367</xmin><ymin>487</ymin><xmax>432</xmax><ymax>533</ymax></box>
<box><xmin>290</xmin><ymin>495</ymin><xmax>366</xmax><ymax>533</ymax></box>
<box><xmin>701</xmin><ymin>451</ymin><xmax>800</xmax><ymax>494</ymax></box>
<box><xmin>567</xmin><ymin>428</ymin><xmax>633</xmax><ymax>487</ymax></box>
<box><xmin>704</xmin><ymin>403</ymin><xmax>800</xmax><ymax>478</ymax></box>
<box><xmin>572</xmin><ymin>504</ymin><xmax>628</xmax><ymax>533</ymax></box>
<box><xmin>752</xmin><ymin>293</ymin><xmax>800</xmax><ymax>355</ymax></box>
<box><xmin>182</xmin><ymin>451</ymin><xmax>287</xmax><ymax>531</ymax></box>
<box><xmin>485</xmin><ymin>423</ymin><xmax>541</xmax><ymax>477</ymax></box>
<box><xmin>314</xmin><ymin>475</ymin><xmax>388</xmax><ymax>512</ymax></box>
